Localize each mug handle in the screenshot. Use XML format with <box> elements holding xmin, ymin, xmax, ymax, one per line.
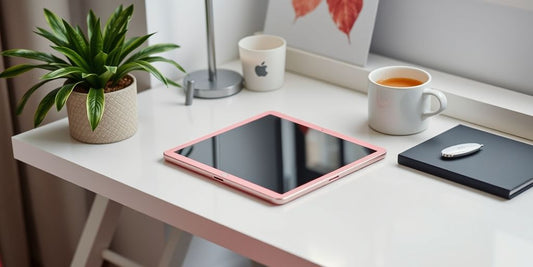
<box><xmin>422</xmin><ymin>88</ymin><xmax>447</xmax><ymax>117</ymax></box>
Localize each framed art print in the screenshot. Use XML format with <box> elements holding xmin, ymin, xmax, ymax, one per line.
<box><xmin>263</xmin><ymin>0</ymin><xmax>379</xmax><ymax>66</ymax></box>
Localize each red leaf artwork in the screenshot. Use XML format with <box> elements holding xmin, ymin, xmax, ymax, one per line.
<box><xmin>327</xmin><ymin>0</ymin><xmax>363</xmax><ymax>42</ymax></box>
<box><xmin>291</xmin><ymin>0</ymin><xmax>364</xmax><ymax>43</ymax></box>
<box><xmin>292</xmin><ymin>0</ymin><xmax>323</xmax><ymax>21</ymax></box>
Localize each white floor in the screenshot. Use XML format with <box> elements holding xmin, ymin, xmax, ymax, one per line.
<box><xmin>163</xmin><ymin>225</ymin><xmax>258</xmax><ymax>267</ymax></box>
<box><xmin>182</xmin><ymin>236</ymin><xmax>255</xmax><ymax>267</ymax></box>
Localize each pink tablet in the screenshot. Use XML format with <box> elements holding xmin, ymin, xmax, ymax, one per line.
<box><xmin>164</xmin><ymin>111</ymin><xmax>386</xmax><ymax>204</ymax></box>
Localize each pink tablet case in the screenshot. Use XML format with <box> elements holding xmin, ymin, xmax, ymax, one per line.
<box><xmin>164</xmin><ymin>111</ymin><xmax>386</xmax><ymax>204</ymax></box>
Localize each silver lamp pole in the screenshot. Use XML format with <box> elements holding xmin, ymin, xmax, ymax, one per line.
<box><xmin>182</xmin><ymin>0</ymin><xmax>243</xmax><ymax>99</ymax></box>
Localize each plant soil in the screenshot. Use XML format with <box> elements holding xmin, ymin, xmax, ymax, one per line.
<box><xmin>73</xmin><ymin>75</ymin><xmax>134</xmax><ymax>94</ymax></box>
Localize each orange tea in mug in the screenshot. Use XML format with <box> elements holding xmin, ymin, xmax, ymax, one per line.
<box><xmin>377</xmin><ymin>77</ymin><xmax>423</xmax><ymax>87</ymax></box>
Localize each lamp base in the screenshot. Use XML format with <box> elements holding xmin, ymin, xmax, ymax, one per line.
<box><xmin>183</xmin><ymin>69</ymin><xmax>243</xmax><ymax>99</ymax></box>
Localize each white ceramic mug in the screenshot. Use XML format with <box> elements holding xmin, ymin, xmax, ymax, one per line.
<box><xmin>238</xmin><ymin>34</ymin><xmax>286</xmax><ymax>91</ymax></box>
<box><xmin>367</xmin><ymin>66</ymin><xmax>447</xmax><ymax>135</ymax></box>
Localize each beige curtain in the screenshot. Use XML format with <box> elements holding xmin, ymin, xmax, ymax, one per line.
<box><xmin>0</xmin><ymin>0</ymin><xmax>159</xmax><ymax>266</ymax></box>
<box><xmin>0</xmin><ymin>21</ymin><xmax>31</xmax><ymax>267</ymax></box>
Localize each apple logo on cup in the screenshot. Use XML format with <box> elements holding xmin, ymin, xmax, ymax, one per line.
<box><xmin>239</xmin><ymin>34</ymin><xmax>286</xmax><ymax>91</ymax></box>
<box><xmin>255</xmin><ymin>61</ymin><xmax>268</xmax><ymax>77</ymax></box>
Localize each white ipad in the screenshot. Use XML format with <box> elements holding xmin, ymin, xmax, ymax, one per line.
<box><xmin>164</xmin><ymin>111</ymin><xmax>386</xmax><ymax>204</ymax></box>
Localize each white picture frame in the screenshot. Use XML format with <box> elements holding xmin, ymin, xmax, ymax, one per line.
<box><xmin>264</xmin><ymin>0</ymin><xmax>379</xmax><ymax>66</ymax></box>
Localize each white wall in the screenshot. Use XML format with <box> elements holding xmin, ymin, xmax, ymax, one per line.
<box><xmin>146</xmin><ymin>0</ymin><xmax>533</xmax><ymax>96</ymax></box>
<box><xmin>370</xmin><ymin>0</ymin><xmax>533</xmax><ymax>96</ymax></box>
<box><xmin>145</xmin><ymin>0</ymin><xmax>268</xmax><ymax>87</ymax></box>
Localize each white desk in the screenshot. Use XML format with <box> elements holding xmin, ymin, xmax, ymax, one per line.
<box><xmin>12</xmin><ymin>61</ymin><xmax>533</xmax><ymax>266</ymax></box>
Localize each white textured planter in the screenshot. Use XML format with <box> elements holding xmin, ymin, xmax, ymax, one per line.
<box><xmin>66</xmin><ymin>75</ymin><xmax>138</xmax><ymax>144</ymax></box>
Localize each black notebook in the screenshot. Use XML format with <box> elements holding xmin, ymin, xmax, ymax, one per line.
<box><xmin>398</xmin><ymin>125</ymin><xmax>533</xmax><ymax>199</ymax></box>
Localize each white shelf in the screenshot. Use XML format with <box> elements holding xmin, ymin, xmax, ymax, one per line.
<box><xmin>286</xmin><ymin>47</ymin><xmax>533</xmax><ymax>140</ymax></box>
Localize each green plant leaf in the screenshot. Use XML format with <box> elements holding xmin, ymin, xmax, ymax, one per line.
<box><xmin>42</xmin><ymin>66</ymin><xmax>85</xmax><ymax>80</ymax></box>
<box><xmin>43</xmin><ymin>9</ymin><xmax>66</xmax><ymax>39</ymax></box>
<box><xmin>1</xmin><ymin>49</ymin><xmax>67</xmax><ymax>64</ymax></box>
<box><xmin>118</xmin><ymin>33</ymin><xmax>154</xmax><ymax>63</ymax></box>
<box><xmin>106</xmin><ymin>5</ymin><xmax>133</xmax><ymax>35</ymax></box>
<box><xmin>103</xmin><ymin>5</ymin><xmax>133</xmax><ymax>52</ymax></box>
<box><xmin>125</xmin><ymin>43</ymin><xmax>180</xmax><ymax>63</ymax></box>
<box><xmin>106</xmin><ymin>33</ymin><xmax>126</xmax><ymax>65</ymax></box>
<box><xmin>62</xmin><ymin>19</ymin><xmax>89</xmax><ymax>58</ymax></box>
<box><xmin>81</xmin><ymin>73</ymin><xmax>95</xmax><ymax>79</ymax></box>
<box><xmin>167</xmin><ymin>79</ymin><xmax>182</xmax><ymax>88</ymax></box>
<box><xmin>55</xmin><ymin>81</ymin><xmax>82</xmax><ymax>111</ymax></box>
<box><xmin>103</xmin><ymin>5</ymin><xmax>124</xmax><ymax>38</ymax></box>
<box><xmin>90</xmin><ymin>21</ymin><xmax>103</xmax><ymax>50</ymax></box>
<box><xmin>109</xmin><ymin>29</ymin><xmax>127</xmax><ymax>50</ymax></box>
<box><xmin>86</xmin><ymin>88</ymin><xmax>105</xmax><ymax>131</ymax></box>
<box><xmin>92</xmin><ymin>51</ymin><xmax>108</xmax><ymax>74</ymax></box>
<box><xmin>81</xmin><ymin>73</ymin><xmax>100</xmax><ymax>88</ymax></box>
<box><xmin>87</xmin><ymin>10</ymin><xmax>98</xmax><ymax>40</ymax></box>
<box><xmin>34</xmin><ymin>87</ymin><xmax>60</xmax><ymax>127</ymax></box>
<box><xmin>114</xmin><ymin>62</ymin><xmax>143</xmax><ymax>79</ymax></box>
<box><xmin>0</xmin><ymin>64</ymin><xmax>52</xmax><ymax>78</ymax></box>
<box><xmin>88</xmin><ymin>13</ymin><xmax>103</xmax><ymax>60</ymax></box>
<box><xmin>16</xmin><ymin>79</ymin><xmax>55</xmax><ymax>115</ymax></box>
<box><xmin>51</xmin><ymin>46</ymin><xmax>90</xmax><ymax>71</ymax></box>
<box><xmin>105</xmin><ymin>65</ymin><xmax>117</xmax><ymax>73</ymax></box>
<box><xmin>34</xmin><ymin>27</ymin><xmax>67</xmax><ymax>46</ymax></box>
<box><xmin>76</xmin><ymin>26</ymin><xmax>90</xmax><ymax>52</ymax></box>
<box><xmin>49</xmin><ymin>62</ymin><xmax>70</xmax><ymax>68</ymax></box>
<box><xmin>134</xmin><ymin>60</ymin><xmax>168</xmax><ymax>86</ymax></box>
<box><xmin>143</xmin><ymin>56</ymin><xmax>186</xmax><ymax>73</ymax></box>
<box><xmin>97</xmin><ymin>66</ymin><xmax>117</xmax><ymax>86</ymax></box>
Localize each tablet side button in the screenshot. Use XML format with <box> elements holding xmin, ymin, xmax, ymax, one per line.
<box><xmin>213</xmin><ymin>176</ymin><xmax>224</xmax><ymax>182</ymax></box>
<box><xmin>328</xmin><ymin>175</ymin><xmax>340</xmax><ymax>182</ymax></box>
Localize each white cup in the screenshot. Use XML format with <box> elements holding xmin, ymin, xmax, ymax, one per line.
<box><xmin>367</xmin><ymin>66</ymin><xmax>447</xmax><ymax>135</ymax></box>
<box><xmin>238</xmin><ymin>34</ymin><xmax>286</xmax><ymax>91</ymax></box>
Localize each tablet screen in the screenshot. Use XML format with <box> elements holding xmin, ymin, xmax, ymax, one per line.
<box><xmin>174</xmin><ymin>114</ymin><xmax>376</xmax><ymax>194</ymax></box>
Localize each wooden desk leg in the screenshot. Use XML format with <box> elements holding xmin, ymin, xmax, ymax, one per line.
<box><xmin>71</xmin><ymin>195</ymin><xmax>122</xmax><ymax>267</ymax></box>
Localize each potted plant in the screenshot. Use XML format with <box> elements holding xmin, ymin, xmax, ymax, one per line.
<box><xmin>0</xmin><ymin>4</ymin><xmax>185</xmax><ymax>143</ymax></box>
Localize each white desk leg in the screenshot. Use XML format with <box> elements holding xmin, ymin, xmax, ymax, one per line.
<box><xmin>158</xmin><ymin>227</ymin><xmax>193</xmax><ymax>267</ymax></box>
<box><xmin>71</xmin><ymin>195</ymin><xmax>122</xmax><ymax>267</ymax></box>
